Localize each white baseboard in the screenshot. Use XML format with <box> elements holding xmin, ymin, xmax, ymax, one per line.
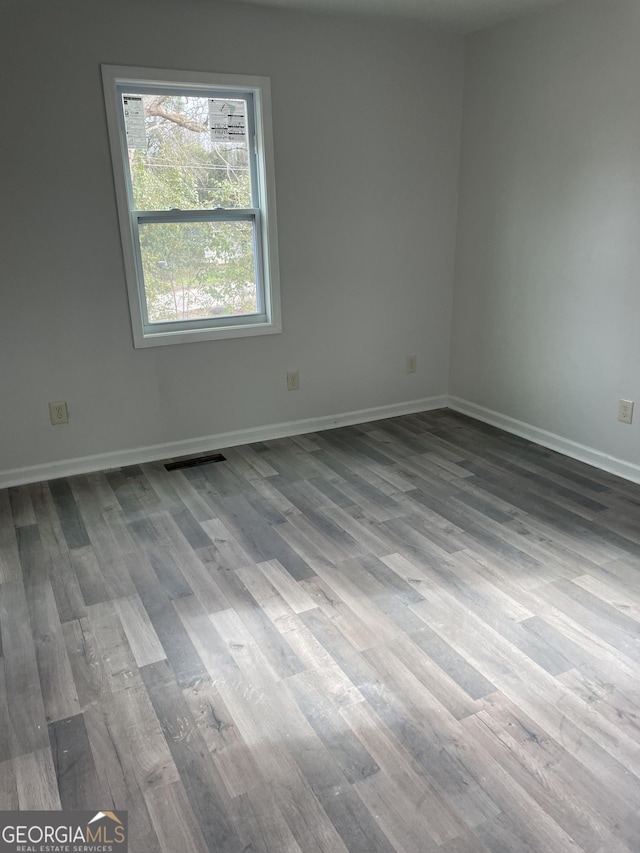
<box><xmin>6</xmin><ymin>394</ymin><xmax>639</xmax><ymax>489</ymax></box>
<box><xmin>448</xmin><ymin>396</ymin><xmax>640</xmax><ymax>486</ymax></box>
<box><xmin>0</xmin><ymin>395</ymin><xmax>448</xmax><ymax>489</ymax></box>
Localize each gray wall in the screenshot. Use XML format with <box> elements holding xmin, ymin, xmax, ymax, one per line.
<box><xmin>0</xmin><ymin>0</ymin><xmax>463</xmax><ymax>477</ymax></box>
<box><xmin>450</xmin><ymin>0</ymin><xmax>640</xmax><ymax>466</ymax></box>
<box><xmin>4</xmin><ymin>0</ymin><xmax>639</xmax><ymax>484</ymax></box>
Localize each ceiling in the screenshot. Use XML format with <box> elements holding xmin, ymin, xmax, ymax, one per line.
<box><xmin>224</xmin><ymin>0</ymin><xmax>572</xmax><ymax>32</ymax></box>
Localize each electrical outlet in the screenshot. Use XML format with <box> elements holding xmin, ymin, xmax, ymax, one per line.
<box><xmin>406</xmin><ymin>355</ymin><xmax>417</xmax><ymax>374</ymax></box>
<box><xmin>49</xmin><ymin>401</ymin><xmax>69</xmax><ymax>425</ymax></box>
<box><xmin>618</xmin><ymin>399</ymin><xmax>634</xmax><ymax>424</ymax></box>
<box><xmin>287</xmin><ymin>371</ymin><xmax>300</xmax><ymax>391</ymax></box>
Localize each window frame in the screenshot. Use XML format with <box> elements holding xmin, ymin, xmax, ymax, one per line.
<box><xmin>101</xmin><ymin>65</ymin><xmax>281</xmax><ymax>348</ymax></box>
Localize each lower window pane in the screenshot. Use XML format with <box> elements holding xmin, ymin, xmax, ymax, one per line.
<box><xmin>139</xmin><ymin>220</ymin><xmax>258</xmax><ymax>323</ymax></box>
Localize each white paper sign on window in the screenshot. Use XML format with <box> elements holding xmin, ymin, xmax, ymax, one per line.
<box><xmin>122</xmin><ymin>96</ymin><xmax>147</xmax><ymax>149</ymax></box>
<box><xmin>209</xmin><ymin>99</ymin><xmax>246</xmax><ymax>143</ymax></box>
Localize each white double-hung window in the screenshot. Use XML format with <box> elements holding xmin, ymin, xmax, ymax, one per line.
<box><xmin>102</xmin><ymin>65</ymin><xmax>281</xmax><ymax>347</ymax></box>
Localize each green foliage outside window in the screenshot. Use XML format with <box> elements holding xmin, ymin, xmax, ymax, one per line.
<box><xmin>128</xmin><ymin>95</ymin><xmax>257</xmax><ymax>323</ymax></box>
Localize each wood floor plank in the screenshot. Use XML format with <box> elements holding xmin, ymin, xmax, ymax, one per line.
<box><xmin>340</xmin><ymin>698</ymin><xmax>471</xmax><ymax>845</ymax></box>
<box><xmin>47</xmin><ymin>550</ymin><xmax>88</xmax><ymax>624</ymax></box>
<box><xmin>320</xmin><ymin>502</ymin><xmax>397</xmax><ymax>558</ymax></box>
<box><xmin>49</xmin><ymin>713</ymin><xmax>102</xmax><ymax>809</ymax></box>
<box><xmin>309</xmin><ymin>558</ymin><xmax>404</xmax><ymax>648</ymax></box>
<box><xmin>80</xmin><ymin>471</ymin><xmax>141</xmax><ymax>544</ymax></box>
<box><xmin>299</xmin><ymin>576</ymin><xmax>382</xmax><ymax>651</ymax></box>
<box><xmin>172</xmin><ymin>593</ymin><xmax>237</xmax><ymax>681</ymax></box>
<box><xmin>0</xmin><ymin>578</ymin><xmax>50</xmax><ymax>757</ymax></box>
<box><xmin>307</xmin><ymin>471</ymin><xmax>404</xmax><ymax>524</ymax></box>
<box><xmin>87</xmin><ymin>600</ymin><xmax>143</xmax><ymax>693</ymax></box>
<box><xmin>282</xmin><ymin>504</ymin><xmax>364</xmax><ymax>563</ymax></box>
<box><xmin>256</xmin><ymin>558</ymin><xmax>317</xmax><ymax>613</ymax></box>
<box><xmin>143</xmin><ymin>780</ymin><xmax>209</xmax><ymax>853</ymax></box>
<box><xmin>209</xmin><ymin>569</ymin><xmax>306</xmax><ymax>679</ymax></box>
<box><xmin>113</xmin><ymin>681</ymin><xmax>182</xmax><ymax>790</ymax></box>
<box><xmin>285</xmin><ymin>667</ymin><xmax>380</xmax><ymax>783</ymax></box>
<box><xmin>295</xmin><ymin>476</ymin><xmax>356</xmax><ymax>510</ymax></box>
<box><xmin>231</xmin><ymin>443</ymin><xmax>280</xmax><ymax>479</ymax></box>
<box><xmin>533</xmin><ymin>580</ymin><xmax>640</xmax><ymax>667</ymax></box>
<box><xmin>503</xmin><ymin>510</ymin><xmax>627</xmax><ymax>568</ymax></box>
<box><xmin>18</xmin><ymin>525</ymin><xmax>81</xmax><ymax>723</ymax></box>
<box><xmin>182</xmin><ymin>680</ymin><xmax>264</xmax><ymax>799</ymax></box>
<box><xmin>212</xmin><ymin>673</ymin><xmax>351</xmax><ymax>853</ymax></box>
<box><xmin>210</xmin><ymin>606</ymin><xmax>288</xmax><ymax>687</ymax></box>
<box><xmin>312</xmin><ymin>441</ymin><xmax>412</xmax><ymax>497</ymax></box>
<box><xmin>14</xmin><ymin>747</ymin><xmax>61</xmax><ymax>810</ymax></box>
<box><xmin>27</xmin><ymin>578</ymin><xmax>81</xmax><ymax>723</ymax></box>
<box><xmin>197</xmin><ymin>518</ymin><xmax>254</xmax><ymax>570</ymax></box>
<box><xmin>8</xmin><ymin>484</ymin><xmax>36</xmax><ymax>528</ymax></box>
<box><xmin>557</xmin><ymin>666</ymin><xmax>640</xmax><ymax>747</ymax></box>
<box><xmin>448</xmin><ymin>493</ymin><xmax>595</xmax><ymax>581</ymax></box>
<box><xmin>231</xmin><ymin>784</ymin><xmax>303</xmax><ymax>853</ymax></box>
<box><xmin>140</xmin><ymin>659</ymin><xmax>243</xmax><ymax>853</ymax></box>
<box><xmin>0</xmin><ymin>654</ymin><xmax>12</xmax><ymax>763</ymax></box>
<box><xmin>62</xmin><ymin>616</ymin><xmax>111</xmax><ymax>711</ymax></box>
<box><xmin>69</xmin><ymin>544</ymin><xmax>112</xmax><ymax>606</ymax></box>
<box><xmin>466</xmin><ymin>439</ymin><xmax>610</xmax><ymax>507</ymax></box>
<box><xmin>83</xmin><ymin>696</ymin><xmax>164</xmax><ymax>851</ymax></box>
<box><xmin>234</xmin><ymin>562</ymin><xmax>294</xmax><ymax>624</ymax></box>
<box><xmin>472</xmin><ymin>809</ymin><xmax>585</xmax><ymax>853</ymax></box>
<box><xmin>0</xmin><ymin>758</ymin><xmax>18</xmax><ymax>810</ymax></box>
<box><xmin>360</xmin><ymin>643</ymin><xmax>503</xmax><ymax>824</ymax></box>
<box><xmin>0</xmin><ymin>490</ymin><xmax>23</xmax><ymax>583</ymax></box>
<box><xmin>47</xmin><ymin>478</ymin><xmax>91</xmax><ymax>549</ymax></box>
<box><xmin>146</xmin><ymin>595</ymin><xmax>211</xmax><ymax>690</ymax></box>
<box><xmin>124</xmin><ymin>552</ymin><xmax>211</xmax><ymax>690</ymax></box>
<box><xmin>260</xmin><ymin>437</ymin><xmax>332</xmax><ymax>481</ymax></box>
<box><xmin>166</xmin><ymin>546</ymin><xmax>231</xmax><ymax>615</ymax></box>
<box><xmin>512</xmin><ymin>590</ymin><xmax>640</xmax><ymax>687</ymax></box>
<box><xmin>116</xmin><ymin>594</ymin><xmax>167</xmax><ymax>668</ymax></box>
<box><xmin>140</xmin><ymin>463</ymin><xmax>217</xmax><ymax>523</ymax></box>
<box><xmin>579</xmin><ymin>556</ymin><xmax>640</xmax><ymax>604</ymax></box>
<box><xmin>460</xmin><ymin>454</ymin><xmax>635</xmax><ymax>550</ymax></box>
<box><xmin>436</xmin><ymin>830</ymin><xmax>494</xmax><ymax>853</ymax></box>
<box><xmin>269</xmin><ymin>517</ymin><xmax>341</xmax><ymax>569</ymax></box>
<box><xmin>254</xmin><ymin>682</ymin><xmax>396</xmax><ymax>853</ymax></box>
<box><xmin>556</xmin><ymin>576</ymin><xmax>640</xmax><ymax>634</ymax></box>
<box><xmin>380</xmin><ymin>512</ymin><xmax>463</xmax><ymax>561</ymax></box>
<box><xmin>401</xmin><ymin>551</ymin><xmax>576</xmax><ymax>677</ymax></box>
<box><xmin>266</xmin><ymin>611</ymin><xmax>341</xmax><ymax>674</ymax></box>
<box><xmin>307</xmin><ymin>611</ymin><xmax>499</xmax><ymax>827</ymax></box>
<box><xmin>411</xmin><ymin>589</ymin><xmax>640</xmax><ymax>801</ymax></box>
<box><xmin>29</xmin><ymin>481</ymin><xmax>88</xmax><ymax>622</ymax></box>
<box><xmin>199</xmin><ymin>489</ymin><xmax>315</xmax><ymax>582</ymax></box>
<box><xmin>472</xmin><ymin>693</ymin><xmax>639</xmax><ymax>848</ymax></box>
<box><xmin>389</xmin><ymin>632</ymin><xmax>491</xmax><ymax>720</ymax></box>
<box><xmin>326</xmin><ymin>556</ymin><xmax>426</xmax><ymax>636</ymax></box>
<box><xmin>141</xmin><ymin>541</ymin><xmax>194</xmax><ymax>601</ymax></box>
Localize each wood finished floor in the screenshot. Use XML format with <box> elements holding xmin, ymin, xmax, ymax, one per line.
<box><xmin>2</xmin><ymin>409</ymin><xmax>640</xmax><ymax>852</ymax></box>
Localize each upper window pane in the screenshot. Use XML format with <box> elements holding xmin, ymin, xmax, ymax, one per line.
<box><xmin>123</xmin><ymin>93</ymin><xmax>252</xmax><ymax>211</ymax></box>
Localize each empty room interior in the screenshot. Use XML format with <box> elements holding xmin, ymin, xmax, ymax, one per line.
<box><xmin>3</xmin><ymin>0</ymin><xmax>640</xmax><ymax>850</ymax></box>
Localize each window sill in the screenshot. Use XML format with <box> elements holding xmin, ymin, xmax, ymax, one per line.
<box><xmin>132</xmin><ymin>317</ymin><xmax>282</xmax><ymax>348</ymax></box>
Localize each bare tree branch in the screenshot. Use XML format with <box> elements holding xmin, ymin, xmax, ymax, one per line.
<box><xmin>145</xmin><ymin>97</ymin><xmax>208</xmax><ymax>133</ymax></box>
